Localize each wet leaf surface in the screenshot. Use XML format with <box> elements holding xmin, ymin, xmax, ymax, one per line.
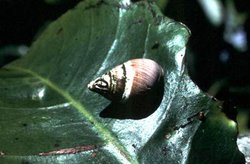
<box><xmin>0</xmin><ymin>0</ymin><xmax>245</xmax><ymax>163</ymax></box>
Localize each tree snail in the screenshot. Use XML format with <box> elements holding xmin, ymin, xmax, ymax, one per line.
<box><xmin>88</xmin><ymin>58</ymin><xmax>164</xmax><ymax>103</ymax></box>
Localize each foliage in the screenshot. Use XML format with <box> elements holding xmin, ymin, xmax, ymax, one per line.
<box><xmin>0</xmin><ymin>0</ymin><xmax>245</xmax><ymax>163</ymax></box>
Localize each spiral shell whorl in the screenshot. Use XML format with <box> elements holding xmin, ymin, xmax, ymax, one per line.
<box><xmin>88</xmin><ymin>59</ymin><xmax>164</xmax><ymax>102</ymax></box>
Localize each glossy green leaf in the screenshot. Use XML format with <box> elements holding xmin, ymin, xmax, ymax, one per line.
<box><xmin>0</xmin><ymin>0</ymin><xmax>245</xmax><ymax>163</ymax></box>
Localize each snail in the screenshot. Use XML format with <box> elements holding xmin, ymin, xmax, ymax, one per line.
<box><xmin>88</xmin><ymin>58</ymin><xmax>164</xmax><ymax>103</ymax></box>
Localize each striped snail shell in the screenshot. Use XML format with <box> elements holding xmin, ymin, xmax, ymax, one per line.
<box><xmin>88</xmin><ymin>58</ymin><xmax>164</xmax><ymax>103</ymax></box>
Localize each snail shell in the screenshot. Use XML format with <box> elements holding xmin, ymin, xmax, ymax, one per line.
<box><xmin>88</xmin><ymin>58</ymin><xmax>164</xmax><ymax>103</ymax></box>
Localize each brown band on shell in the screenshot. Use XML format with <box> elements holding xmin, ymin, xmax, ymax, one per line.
<box><xmin>109</xmin><ymin>64</ymin><xmax>126</xmax><ymax>101</ymax></box>
<box><xmin>113</xmin><ymin>76</ymin><xmax>125</xmax><ymax>101</ymax></box>
<box><xmin>91</xmin><ymin>64</ymin><xmax>126</xmax><ymax>102</ymax></box>
<box><xmin>108</xmin><ymin>71</ymin><xmax>114</xmax><ymax>94</ymax></box>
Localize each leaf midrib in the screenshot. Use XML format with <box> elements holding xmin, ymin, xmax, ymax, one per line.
<box><xmin>7</xmin><ymin>65</ymin><xmax>136</xmax><ymax>164</ymax></box>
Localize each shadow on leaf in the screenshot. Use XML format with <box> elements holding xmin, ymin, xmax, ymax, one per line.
<box><xmin>100</xmin><ymin>76</ymin><xmax>164</xmax><ymax>119</ymax></box>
